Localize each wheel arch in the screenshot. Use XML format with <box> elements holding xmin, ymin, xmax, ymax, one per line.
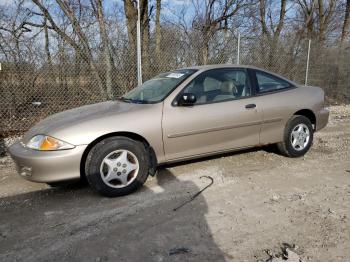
<box><xmin>293</xmin><ymin>109</ymin><xmax>316</xmax><ymax>129</ymax></box>
<box><xmin>80</xmin><ymin>131</ymin><xmax>158</xmax><ymax>181</ymax></box>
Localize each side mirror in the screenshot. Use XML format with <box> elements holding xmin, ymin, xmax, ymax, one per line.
<box><xmin>178</xmin><ymin>93</ymin><xmax>197</xmax><ymax>106</ymax></box>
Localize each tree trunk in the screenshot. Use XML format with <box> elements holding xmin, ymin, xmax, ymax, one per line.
<box><xmin>202</xmin><ymin>36</ymin><xmax>209</xmax><ymax>65</ymax></box>
<box><xmin>141</xmin><ymin>0</ymin><xmax>150</xmax><ymax>79</ymax></box>
<box><xmin>124</xmin><ymin>0</ymin><xmax>137</xmax><ymax>62</ymax></box>
<box><xmin>44</xmin><ymin>17</ymin><xmax>52</xmax><ymax>66</ymax></box>
<box><xmin>155</xmin><ymin>0</ymin><xmax>161</xmax><ymax>60</ymax></box>
<box><xmin>93</xmin><ymin>0</ymin><xmax>114</xmax><ymax>99</ymax></box>
<box><xmin>341</xmin><ymin>0</ymin><xmax>350</xmax><ymax>44</ymax></box>
<box><xmin>318</xmin><ymin>0</ymin><xmax>326</xmax><ymax>42</ymax></box>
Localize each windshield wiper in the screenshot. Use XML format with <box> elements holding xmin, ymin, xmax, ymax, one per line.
<box><xmin>118</xmin><ymin>97</ymin><xmax>133</xmax><ymax>103</ymax></box>
<box><xmin>118</xmin><ymin>97</ymin><xmax>149</xmax><ymax>104</ymax></box>
<box><xmin>132</xmin><ymin>99</ymin><xmax>150</xmax><ymax>104</ymax></box>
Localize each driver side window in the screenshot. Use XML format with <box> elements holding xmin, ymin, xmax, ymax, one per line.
<box><xmin>182</xmin><ymin>69</ymin><xmax>250</xmax><ymax>105</ymax></box>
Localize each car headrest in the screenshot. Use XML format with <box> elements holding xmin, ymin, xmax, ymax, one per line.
<box><xmin>221</xmin><ymin>80</ymin><xmax>237</xmax><ymax>93</ymax></box>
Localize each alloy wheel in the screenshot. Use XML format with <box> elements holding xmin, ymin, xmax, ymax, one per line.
<box><xmin>290</xmin><ymin>123</ymin><xmax>310</xmax><ymax>151</ymax></box>
<box><xmin>99</xmin><ymin>149</ymin><xmax>139</xmax><ymax>188</ymax></box>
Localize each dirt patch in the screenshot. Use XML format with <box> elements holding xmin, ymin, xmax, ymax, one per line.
<box><xmin>0</xmin><ymin>105</ymin><xmax>349</xmax><ymax>261</ymax></box>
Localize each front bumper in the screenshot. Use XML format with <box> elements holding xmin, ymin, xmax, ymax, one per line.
<box><xmin>316</xmin><ymin>108</ymin><xmax>330</xmax><ymax>131</ymax></box>
<box><xmin>8</xmin><ymin>141</ymin><xmax>87</xmax><ymax>183</ymax></box>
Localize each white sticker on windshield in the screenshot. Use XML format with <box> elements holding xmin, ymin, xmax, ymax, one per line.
<box><xmin>166</xmin><ymin>73</ymin><xmax>184</xmax><ymax>78</ymax></box>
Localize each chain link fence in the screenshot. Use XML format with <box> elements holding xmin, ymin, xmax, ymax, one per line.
<box><xmin>1</xmin><ymin>32</ymin><xmax>349</xmax><ymax>155</ymax></box>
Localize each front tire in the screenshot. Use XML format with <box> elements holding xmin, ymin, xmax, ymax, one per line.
<box><xmin>277</xmin><ymin>115</ymin><xmax>314</xmax><ymax>157</ymax></box>
<box><xmin>85</xmin><ymin>137</ymin><xmax>150</xmax><ymax>197</ymax></box>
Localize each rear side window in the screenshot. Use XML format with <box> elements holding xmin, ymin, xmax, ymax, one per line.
<box><xmin>256</xmin><ymin>71</ymin><xmax>292</xmax><ymax>93</ymax></box>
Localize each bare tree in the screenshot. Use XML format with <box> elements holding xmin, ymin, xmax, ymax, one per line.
<box><xmin>155</xmin><ymin>0</ymin><xmax>161</xmax><ymax>59</ymax></box>
<box><xmin>124</xmin><ymin>0</ymin><xmax>137</xmax><ymax>58</ymax></box>
<box><xmin>123</xmin><ymin>0</ymin><xmax>150</xmax><ymax>77</ymax></box>
<box><xmin>30</xmin><ymin>0</ymin><xmax>107</xmax><ymax>98</ymax></box>
<box><xmin>295</xmin><ymin>0</ymin><xmax>315</xmax><ymax>39</ymax></box>
<box><xmin>0</xmin><ymin>0</ymin><xmax>32</xmax><ymax>63</ymax></box>
<box><xmin>91</xmin><ymin>0</ymin><xmax>115</xmax><ymax>98</ymax></box>
<box><xmin>258</xmin><ymin>0</ymin><xmax>287</xmax><ymax>67</ymax></box>
<box><xmin>295</xmin><ymin>0</ymin><xmax>339</xmax><ymax>42</ymax></box>
<box><xmin>317</xmin><ymin>0</ymin><xmax>336</xmax><ymax>42</ymax></box>
<box><xmin>141</xmin><ymin>0</ymin><xmax>150</xmax><ymax>78</ymax></box>
<box><xmin>43</xmin><ymin>17</ymin><xmax>52</xmax><ymax>66</ymax></box>
<box><xmin>259</xmin><ymin>0</ymin><xmax>287</xmax><ymax>41</ymax></box>
<box><xmin>340</xmin><ymin>0</ymin><xmax>350</xmax><ymax>44</ymax></box>
<box><xmin>192</xmin><ymin>0</ymin><xmax>246</xmax><ymax>64</ymax></box>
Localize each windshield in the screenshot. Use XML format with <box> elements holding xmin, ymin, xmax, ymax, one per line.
<box><xmin>121</xmin><ymin>69</ymin><xmax>197</xmax><ymax>103</ymax></box>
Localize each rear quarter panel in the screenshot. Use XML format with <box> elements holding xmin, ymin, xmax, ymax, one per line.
<box><xmin>258</xmin><ymin>85</ymin><xmax>324</xmax><ymax>144</ymax></box>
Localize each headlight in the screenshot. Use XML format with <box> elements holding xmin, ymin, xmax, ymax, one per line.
<box><xmin>26</xmin><ymin>135</ymin><xmax>75</xmax><ymax>151</ymax></box>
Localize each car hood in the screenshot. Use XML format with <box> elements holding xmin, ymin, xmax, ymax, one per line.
<box><xmin>22</xmin><ymin>100</ymin><xmax>154</xmax><ymax>144</ymax></box>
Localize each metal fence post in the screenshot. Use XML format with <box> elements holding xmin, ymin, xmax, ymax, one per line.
<box><xmin>305</xmin><ymin>39</ymin><xmax>311</xmax><ymax>86</ymax></box>
<box><xmin>237</xmin><ymin>32</ymin><xmax>240</xmax><ymax>65</ymax></box>
<box><xmin>136</xmin><ymin>0</ymin><xmax>142</xmax><ymax>86</ymax></box>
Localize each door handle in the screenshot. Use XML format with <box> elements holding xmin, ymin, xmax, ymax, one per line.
<box><xmin>245</xmin><ymin>103</ymin><xmax>256</xmax><ymax>109</ymax></box>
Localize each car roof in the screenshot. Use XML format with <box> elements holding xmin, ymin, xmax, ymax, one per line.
<box><xmin>182</xmin><ymin>64</ymin><xmax>259</xmax><ymax>71</ymax></box>
<box><xmin>179</xmin><ymin>64</ymin><xmax>298</xmax><ymax>86</ymax></box>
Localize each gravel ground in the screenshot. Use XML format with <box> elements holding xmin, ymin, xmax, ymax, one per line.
<box><xmin>0</xmin><ymin>105</ymin><xmax>349</xmax><ymax>261</ymax></box>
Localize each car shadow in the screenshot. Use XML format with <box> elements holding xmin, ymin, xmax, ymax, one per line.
<box><xmin>1</xmin><ymin>146</ymin><xmax>277</xmax><ymax>260</ymax></box>
<box><xmin>0</xmin><ymin>168</ymin><xmax>228</xmax><ymax>261</ymax></box>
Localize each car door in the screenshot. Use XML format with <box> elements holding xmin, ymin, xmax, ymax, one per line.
<box><xmin>250</xmin><ymin>69</ymin><xmax>298</xmax><ymax>145</ymax></box>
<box><xmin>162</xmin><ymin>68</ymin><xmax>263</xmax><ymax>161</ymax></box>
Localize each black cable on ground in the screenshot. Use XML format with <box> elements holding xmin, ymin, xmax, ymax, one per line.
<box><xmin>173</xmin><ymin>175</ymin><xmax>214</xmax><ymax>211</ymax></box>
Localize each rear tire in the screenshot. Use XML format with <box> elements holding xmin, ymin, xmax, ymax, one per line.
<box><xmin>277</xmin><ymin>115</ymin><xmax>313</xmax><ymax>157</ymax></box>
<box><xmin>85</xmin><ymin>137</ymin><xmax>150</xmax><ymax>197</ymax></box>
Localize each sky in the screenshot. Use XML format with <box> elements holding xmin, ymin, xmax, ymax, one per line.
<box><xmin>0</xmin><ymin>0</ymin><xmax>300</xmax><ymax>35</ymax></box>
